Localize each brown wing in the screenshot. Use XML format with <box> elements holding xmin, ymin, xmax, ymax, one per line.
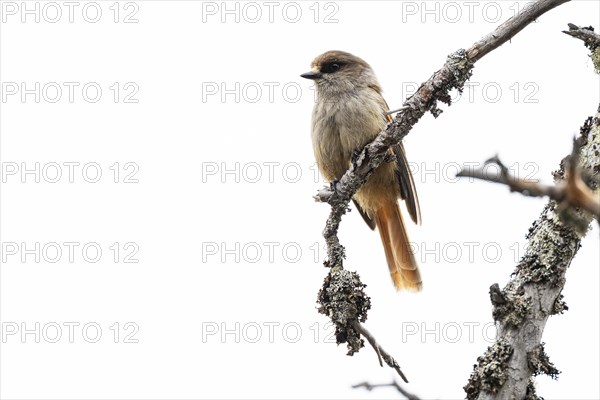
<box><xmin>385</xmin><ymin>107</ymin><xmax>421</xmax><ymax>225</ymax></box>
<box><xmin>392</xmin><ymin>143</ymin><xmax>421</xmax><ymax>225</ymax></box>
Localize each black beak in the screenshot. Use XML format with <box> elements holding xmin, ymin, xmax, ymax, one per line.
<box><xmin>301</xmin><ymin>71</ymin><xmax>322</xmax><ymax>80</ymax></box>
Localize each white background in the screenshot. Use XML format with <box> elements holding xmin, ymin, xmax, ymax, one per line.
<box><xmin>1</xmin><ymin>1</ymin><xmax>599</xmax><ymax>399</ymax></box>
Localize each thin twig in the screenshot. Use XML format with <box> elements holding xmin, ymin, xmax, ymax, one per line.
<box><xmin>353</xmin><ymin>380</ymin><xmax>421</xmax><ymax>400</ymax></box>
<box><xmin>351</xmin><ymin>321</ymin><xmax>408</xmax><ymax>383</ymax></box>
<box><xmin>456</xmin><ymin>144</ymin><xmax>600</xmax><ymax>220</ymax></box>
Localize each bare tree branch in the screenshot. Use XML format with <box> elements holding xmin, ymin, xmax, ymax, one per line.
<box><xmin>353</xmin><ymin>380</ymin><xmax>421</xmax><ymax>400</ymax></box>
<box><xmin>315</xmin><ymin>0</ymin><xmax>572</xmax><ymax>383</ymax></box>
<box><xmin>467</xmin><ymin>0</ymin><xmax>570</xmax><ymax>62</ymax></box>
<box><xmin>455</xmin><ymin>145</ymin><xmax>600</xmax><ymax>220</ymax></box>
<box><xmin>463</xmin><ymin>112</ymin><xmax>600</xmax><ymax>400</ymax></box>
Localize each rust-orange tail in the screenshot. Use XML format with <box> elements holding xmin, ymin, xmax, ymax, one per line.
<box><xmin>374</xmin><ymin>201</ymin><xmax>422</xmax><ymax>291</ymax></box>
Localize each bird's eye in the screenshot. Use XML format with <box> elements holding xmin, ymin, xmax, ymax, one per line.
<box><xmin>321</xmin><ymin>62</ymin><xmax>342</xmax><ymax>74</ymax></box>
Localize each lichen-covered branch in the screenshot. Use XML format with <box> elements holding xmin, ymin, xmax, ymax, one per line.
<box><xmin>463</xmin><ymin>111</ymin><xmax>600</xmax><ymax>400</ymax></box>
<box><xmin>314</xmin><ymin>0</ymin><xmax>572</xmax><ymax>382</ymax></box>
<box><xmin>563</xmin><ymin>23</ymin><xmax>600</xmax><ymax>50</ymax></box>
<box><xmin>563</xmin><ymin>23</ymin><xmax>600</xmax><ymax>74</ymax></box>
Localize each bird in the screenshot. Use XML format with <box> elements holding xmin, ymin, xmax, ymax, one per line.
<box><xmin>301</xmin><ymin>50</ymin><xmax>422</xmax><ymax>291</ymax></box>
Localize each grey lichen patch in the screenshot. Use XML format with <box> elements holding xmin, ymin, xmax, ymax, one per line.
<box><xmin>528</xmin><ymin>342</ymin><xmax>561</xmax><ymax>379</ymax></box>
<box><xmin>489</xmin><ymin>283</ymin><xmax>507</xmax><ymax>306</ymax></box>
<box><xmin>448</xmin><ymin>49</ymin><xmax>475</xmax><ymax>91</ymax></box>
<box><xmin>424</xmin><ymin>49</ymin><xmax>474</xmax><ymax>118</ymax></box>
<box><xmin>323</xmin><ymin>242</ymin><xmax>346</xmax><ymax>270</ymax></box>
<box><xmin>464</xmin><ymin>339</ymin><xmax>514</xmax><ymax>399</ymax></box>
<box><xmin>591</xmin><ymin>48</ymin><xmax>600</xmax><ymax>73</ymax></box>
<box><xmin>577</xmin><ymin>115</ymin><xmax>600</xmax><ymax>187</ymax></box>
<box><xmin>492</xmin><ymin>285</ymin><xmax>531</xmax><ymax>327</ymax></box>
<box><xmin>317</xmin><ymin>266</ymin><xmax>371</xmax><ymax>355</ymax></box>
<box><xmin>524</xmin><ymin>378</ymin><xmax>542</xmax><ymax>400</ymax></box>
<box><xmin>517</xmin><ymin>204</ymin><xmax>579</xmax><ymax>286</ymax></box>
<box><xmin>551</xmin><ymin>294</ymin><xmax>569</xmax><ymax>315</ymax></box>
